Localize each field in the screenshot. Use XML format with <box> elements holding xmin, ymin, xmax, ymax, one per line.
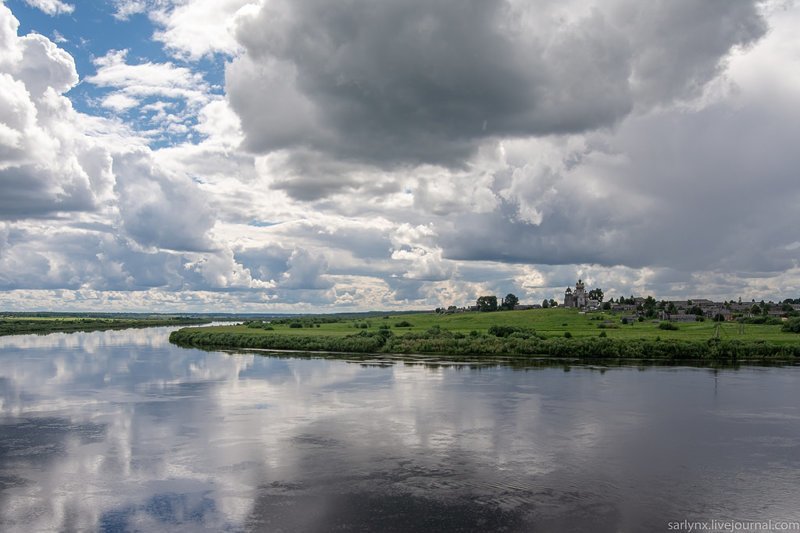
<box><xmin>186</xmin><ymin>308</ymin><xmax>798</xmax><ymax>343</ymax></box>
<box><xmin>0</xmin><ymin>316</ymin><xmax>211</xmax><ymax>336</ymax></box>
<box><xmin>170</xmin><ymin>308</ymin><xmax>800</xmax><ymax>362</ymax></box>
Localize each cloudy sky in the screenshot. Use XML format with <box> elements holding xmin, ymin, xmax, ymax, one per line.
<box><xmin>0</xmin><ymin>0</ymin><xmax>798</xmax><ymax>312</ymax></box>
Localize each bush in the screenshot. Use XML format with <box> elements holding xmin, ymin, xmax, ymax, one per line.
<box><xmin>782</xmin><ymin>318</ymin><xmax>800</xmax><ymax>333</ymax></box>
<box><xmin>564</xmin><ymin>331</ymin><xmax>572</xmax><ymax>338</ymax></box>
<box><xmin>658</xmin><ymin>321</ymin><xmax>679</xmax><ymax>331</ymax></box>
<box><xmin>169</xmin><ymin>326</ymin><xmax>800</xmax><ymax>361</ymax></box>
<box><xmin>621</xmin><ymin>318</ymin><xmax>628</xmax><ymax>325</ymax></box>
<box><xmin>289</xmin><ymin>322</ymin><xmax>303</xmax><ymax>329</ymax></box>
<box><xmin>599</xmin><ymin>331</ymin><xmax>607</xmax><ymax>338</ymax></box>
<box><xmin>740</xmin><ymin>316</ymin><xmax>782</xmax><ymax>325</ymax></box>
<box><xmin>426</xmin><ymin>325</ymin><xmax>442</xmax><ymax>335</ymax></box>
<box><xmin>395</xmin><ymin>321</ymin><xmax>413</xmax><ymax>327</ymax></box>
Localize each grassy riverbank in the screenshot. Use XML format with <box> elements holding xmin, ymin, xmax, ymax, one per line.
<box><xmin>169</xmin><ymin>308</ymin><xmax>800</xmax><ymax>362</ymax></box>
<box><xmin>0</xmin><ymin>316</ymin><xmax>212</xmax><ymax>336</ymax></box>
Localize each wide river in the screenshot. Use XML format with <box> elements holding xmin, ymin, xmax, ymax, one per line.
<box><xmin>1</xmin><ymin>327</ymin><xmax>799</xmax><ymax>532</ymax></box>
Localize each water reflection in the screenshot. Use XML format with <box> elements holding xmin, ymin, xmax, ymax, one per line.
<box><xmin>0</xmin><ymin>328</ymin><xmax>799</xmax><ymax>532</ymax></box>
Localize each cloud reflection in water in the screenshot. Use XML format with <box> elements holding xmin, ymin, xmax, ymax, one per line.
<box><xmin>0</xmin><ymin>328</ymin><xmax>799</xmax><ymax>531</ymax></box>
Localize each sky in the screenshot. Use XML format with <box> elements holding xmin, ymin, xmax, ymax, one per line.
<box><xmin>0</xmin><ymin>0</ymin><xmax>799</xmax><ymax>313</ymax></box>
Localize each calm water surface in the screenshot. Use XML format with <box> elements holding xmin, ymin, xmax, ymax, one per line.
<box><xmin>1</xmin><ymin>327</ymin><xmax>799</xmax><ymax>532</ymax></box>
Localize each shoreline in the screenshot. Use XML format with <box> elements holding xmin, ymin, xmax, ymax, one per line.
<box><xmin>169</xmin><ymin>327</ymin><xmax>800</xmax><ymax>364</ymax></box>
<box><xmin>0</xmin><ymin>318</ymin><xmax>213</xmax><ymax>337</ymax></box>
<box><xmin>189</xmin><ymin>346</ymin><xmax>800</xmax><ymax>369</ymax></box>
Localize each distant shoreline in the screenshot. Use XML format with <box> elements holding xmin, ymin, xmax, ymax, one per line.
<box><xmin>0</xmin><ymin>317</ymin><xmax>212</xmax><ymax>337</ymax></box>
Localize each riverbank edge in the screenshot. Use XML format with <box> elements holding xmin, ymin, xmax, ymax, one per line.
<box><xmin>168</xmin><ymin>328</ymin><xmax>800</xmax><ymax>363</ymax></box>
<box><xmin>0</xmin><ymin>318</ymin><xmax>212</xmax><ymax>337</ymax></box>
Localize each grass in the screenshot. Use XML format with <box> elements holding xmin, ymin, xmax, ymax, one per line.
<box><xmin>190</xmin><ymin>308</ymin><xmax>800</xmax><ymax>344</ymax></box>
<box><xmin>169</xmin><ymin>308</ymin><xmax>800</xmax><ymax>362</ymax></box>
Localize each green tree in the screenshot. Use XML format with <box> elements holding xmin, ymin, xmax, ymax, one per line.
<box><xmin>643</xmin><ymin>296</ymin><xmax>657</xmax><ymax>318</ymax></box>
<box><xmin>542</xmin><ymin>299</ymin><xmax>549</xmax><ymax>309</ymax></box>
<box><xmin>588</xmin><ymin>288</ymin><xmax>604</xmax><ymax>302</ymax></box>
<box><xmin>782</xmin><ymin>318</ymin><xmax>800</xmax><ymax>333</ymax></box>
<box><xmin>502</xmin><ymin>293</ymin><xmax>519</xmax><ymax>310</ymax></box>
<box><xmin>476</xmin><ymin>295</ymin><xmax>498</xmax><ymax>312</ymax></box>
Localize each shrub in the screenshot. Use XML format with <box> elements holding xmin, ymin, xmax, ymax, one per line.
<box><xmin>658</xmin><ymin>321</ymin><xmax>679</xmax><ymax>331</ymax></box>
<box><xmin>564</xmin><ymin>331</ymin><xmax>572</xmax><ymax>338</ymax></box>
<box><xmin>599</xmin><ymin>331</ymin><xmax>607</xmax><ymax>338</ymax></box>
<box><xmin>426</xmin><ymin>325</ymin><xmax>442</xmax><ymax>335</ymax></box>
<box><xmin>395</xmin><ymin>321</ymin><xmax>413</xmax><ymax>327</ymax></box>
<box><xmin>289</xmin><ymin>322</ymin><xmax>303</xmax><ymax>329</ymax></box>
<box><xmin>621</xmin><ymin>318</ymin><xmax>628</xmax><ymax>325</ymax></box>
<box><xmin>782</xmin><ymin>318</ymin><xmax>800</xmax><ymax>333</ymax></box>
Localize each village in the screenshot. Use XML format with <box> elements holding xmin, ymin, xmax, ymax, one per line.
<box><xmin>437</xmin><ymin>279</ymin><xmax>800</xmax><ymax>323</ymax></box>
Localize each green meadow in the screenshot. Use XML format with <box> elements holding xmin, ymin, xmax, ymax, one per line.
<box><xmin>183</xmin><ymin>308</ymin><xmax>797</xmax><ymax>342</ymax></box>
<box><xmin>169</xmin><ymin>308</ymin><xmax>800</xmax><ymax>362</ymax></box>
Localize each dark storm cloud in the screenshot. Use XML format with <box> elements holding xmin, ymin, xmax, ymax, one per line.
<box><xmin>441</xmin><ymin>96</ymin><xmax>800</xmax><ymax>275</ymax></box>
<box><xmin>227</xmin><ymin>0</ymin><xmax>765</xmax><ymax>169</ymax></box>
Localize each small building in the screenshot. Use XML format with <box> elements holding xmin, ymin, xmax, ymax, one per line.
<box><xmin>668</xmin><ymin>313</ymin><xmax>700</xmax><ymax>322</ymax></box>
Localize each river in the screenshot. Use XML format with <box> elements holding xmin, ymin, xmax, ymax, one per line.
<box><xmin>1</xmin><ymin>326</ymin><xmax>799</xmax><ymax>532</ymax></box>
